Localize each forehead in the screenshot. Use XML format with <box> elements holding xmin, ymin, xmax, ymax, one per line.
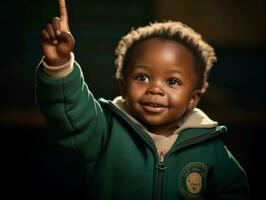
<box><xmin>127</xmin><ymin>37</ymin><xmax>196</xmax><ymax>74</ymax></box>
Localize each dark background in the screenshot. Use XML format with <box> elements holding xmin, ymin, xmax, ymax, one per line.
<box><xmin>1</xmin><ymin>0</ymin><xmax>265</xmax><ymax>199</ymax></box>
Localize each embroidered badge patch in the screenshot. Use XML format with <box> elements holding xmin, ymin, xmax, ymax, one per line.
<box><xmin>179</xmin><ymin>162</ymin><xmax>208</xmax><ymax>199</ymax></box>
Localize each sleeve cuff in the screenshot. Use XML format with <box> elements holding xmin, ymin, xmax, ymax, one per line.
<box><xmin>42</xmin><ymin>52</ymin><xmax>75</xmax><ymax>78</ymax></box>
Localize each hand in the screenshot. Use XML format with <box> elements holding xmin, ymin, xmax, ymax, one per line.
<box><xmin>41</xmin><ymin>0</ymin><xmax>75</xmax><ymax>66</ymax></box>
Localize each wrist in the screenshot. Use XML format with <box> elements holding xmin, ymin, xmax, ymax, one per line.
<box><xmin>44</xmin><ymin>55</ymin><xmax>71</xmax><ymax>66</ymax></box>
<box><xmin>42</xmin><ymin>52</ymin><xmax>75</xmax><ymax>78</ymax></box>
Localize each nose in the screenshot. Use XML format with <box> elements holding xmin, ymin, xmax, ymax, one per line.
<box><xmin>146</xmin><ymin>81</ymin><xmax>165</xmax><ymax>96</ymax></box>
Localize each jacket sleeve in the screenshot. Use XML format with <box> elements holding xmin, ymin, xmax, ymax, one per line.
<box><xmin>206</xmin><ymin>140</ymin><xmax>250</xmax><ymax>200</ymax></box>
<box><xmin>35</xmin><ymin>61</ymin><xmax>109</xmax><ymax>163</ymax></box>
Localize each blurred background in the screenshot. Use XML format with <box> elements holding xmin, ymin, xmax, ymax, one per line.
<box><xmin>1</xmin><ymin>0</ymin><xmax>265</xmax><ymax>199</ymax></box>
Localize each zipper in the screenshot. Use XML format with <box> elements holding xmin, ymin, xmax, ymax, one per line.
<box><xmin>103</xmin><ymin>100</ymin><xmax>224</xmax><ymax>200</ymax></box>
<box><xmin>155</xmin><ymin>152</ymin><xmax>166</xmax><ymax>200</ymax></box>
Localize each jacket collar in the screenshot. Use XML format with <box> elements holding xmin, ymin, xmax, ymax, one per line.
<box><xmin>99</xmin><ymin>97</ymin><xmax>226</xmax><ymax>155</ymax></box>
<box><xmin>111</xmin><ymin>96</ymin><xmax>218</xmax><ymax>136</ymax></box>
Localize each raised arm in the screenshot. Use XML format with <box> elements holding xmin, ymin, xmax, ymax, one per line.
<box><xmin>37</xmin><ymin>0</ymin><xmax>109</xmax><ymax>161</ymax></box>
<box><xmin>41</xmin><ymin>0</ymin><xmax>75</xmax><ymax>66</ymax></box>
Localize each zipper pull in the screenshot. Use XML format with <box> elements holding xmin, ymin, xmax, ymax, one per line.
<box><xmin>159</xmin><ymin>151</ymin><xmax>165</xmax><ymax>162</ymax></box>
<box><xmin>156</xmin><ymin>151</ymin><xmax>167</xmax><ymax>170</ymax></box>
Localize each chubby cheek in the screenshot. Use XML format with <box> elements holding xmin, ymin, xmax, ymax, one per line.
<box><xmin>168</xmin><ymin>92</ymin><xmax>190</xmax><ymax>111</ymax></box>
<box><xmin>125</xmin><ymin>83</ymin><xmax>144</xmax><ymax>104</ymax></box>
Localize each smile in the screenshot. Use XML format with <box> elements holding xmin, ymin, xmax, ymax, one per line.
<box><xmin>141</xmin><ymin>102</ymin><xmax>167</xmax><ymax>113</ymax></box>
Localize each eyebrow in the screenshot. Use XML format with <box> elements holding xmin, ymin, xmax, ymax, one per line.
<box><xmin>165</xmin><ymin>68</ymin><xmax>185</xmax><ymax>77</ymax></box>
<box><xmin>134</xmin><ymin>63</ymin><xmax>152</xmax><ymax>70</ymax></box>
<box><xmin>134</xmin><ymin>63</ymin><xmax>185</xmax><ymax>77</ymax></box>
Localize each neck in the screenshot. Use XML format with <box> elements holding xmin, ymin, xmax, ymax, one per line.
<box><xmin>145</xmin><ymin>123</ymin><xmax>179</xmax><ymax>136</ymax></box>
<box><xmin>144</xmin><ymin>109</ymin><xmax>192</xmax><ymax>136</ymax></box>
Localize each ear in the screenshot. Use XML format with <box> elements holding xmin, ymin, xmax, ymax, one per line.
<box><xmin>188</xmin><ymin>90</ymin><xmax>202</xmax><ymax>110</ymax></box>
<box><xmin>118</xmin><ymin>79</ymin><xmax>126</xmax><ymax>98</ymax></box>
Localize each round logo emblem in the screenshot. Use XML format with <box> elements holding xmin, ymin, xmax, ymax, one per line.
<box><xmin>179</xmin><ymin>162</ymin><xmax>208</xmax><ymax>199</ymax></box>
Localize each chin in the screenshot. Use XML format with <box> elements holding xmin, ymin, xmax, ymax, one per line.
<box><xmin>141</xmin><ymin>118</ymin><xmax>164</xmax><ymax>127</ymax></box>
<box><xmin>133</xmin><ymin>112</ymin><xmax>165</xmax><ymax>127</ymax></box>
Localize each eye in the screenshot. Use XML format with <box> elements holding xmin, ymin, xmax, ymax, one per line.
<box><xmin>166</xmin><ymin>78</ymin><xmax>181</xmax><ymax>87</ymax></box>
<box><xmin>135</xmin><ymin>74</ymin><xmax>150</xmax><ymax>83</ymax></box>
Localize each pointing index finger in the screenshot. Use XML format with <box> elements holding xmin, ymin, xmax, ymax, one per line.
<box><xmin>59</xmin><ymin>0</ymin><xmax>68</xmax><ymax>25</ymax></box>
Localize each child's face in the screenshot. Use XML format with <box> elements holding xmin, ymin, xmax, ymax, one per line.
<box><xmin>121</xmin><ymin>38</ymin><xmax>201</xmax><ymax>132</ymax></box>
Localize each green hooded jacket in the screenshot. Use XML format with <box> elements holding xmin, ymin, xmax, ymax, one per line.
<box><xmin>36</xmin><ymin>62</ymin><xmax>249</xmax><ymax>200</ymax></box>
